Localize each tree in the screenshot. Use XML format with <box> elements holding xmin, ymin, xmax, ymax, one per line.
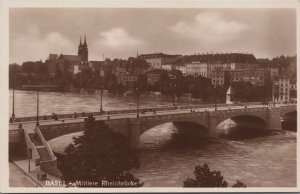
<box><xmin>57</xmin><ymin>116</ymin><xmax>143</xmax><ymax>187</ymax></box>
<box><xmin>184</xmin><ymin>163</ymin><xmax>228</xmax><ymax>187</ymax></box>
<box><xmin>183</xmin><ymin>163</ymin><xmax>246</xmax><ymax>188</ymax></box>
<box><xmin>9</xmin><ymin>64</ymin><xmax>22</xmax><ymax>88</ymax></box>
<box><xmin>21</xmin><ymin>61</ymin><xmax>37</xmax><ymax>73</ymax></box>
<box><xmin>232</xmin><ymin>180</ymin><xmax>247</xmax><ymax>187</ymax></box>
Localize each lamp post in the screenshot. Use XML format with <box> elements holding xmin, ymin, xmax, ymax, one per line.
<box><xmin>214</xmin><ymin>84</ymin><xmax>217</xmax><ymax>111</ymax></box>
<box><xmin>28</xmin><ymin>148</ymin><xmax>32</xmax><ymax>172</ymax></box>
<box><xmin>173</xmin><ymin>83</ymin><xmax>176</xmax><ymax>107</ymax></box>
<box><xmin>136</xmin><ymin>87</ymin><xmax>140</xmax><ymax>119</ymax></box>
<box><xmin>36</xmin><ymin>64</ymin><xmax>39</xmax><ymax>127</ymax></box>
<box><xmin>11</xmin><ymin>86</ymin><xmax>15</xmax><ymax>121</ymax></box>
<box><xmin>100</xmin><ymin>85</ymin><xmax>104</xmax><ymax>114</ymax></box>
<box><xmin>36</xmin><ymin>85</ymin><xmax>39</xmax><ymax>126</ymax></box>
<box><xmin>272</xmin><ymin>81</ymin><xmax>274</xmax><ymax>106</ymax></box>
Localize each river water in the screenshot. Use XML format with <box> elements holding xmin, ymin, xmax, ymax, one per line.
<box><xmin>9</xmin><ymin>90</ymin><xmax>297</xmax><ymax>187</ymax></box>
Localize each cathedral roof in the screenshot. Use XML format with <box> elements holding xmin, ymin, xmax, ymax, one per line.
<box><xmin>47</xmin><ymin>54</ymin><xmax>59</xmax><ymax>61</ymax></box>
<box><xmin>58</xmin><ymin>54</ymin><xmax>81</xmax><ymax>62</ymax></box>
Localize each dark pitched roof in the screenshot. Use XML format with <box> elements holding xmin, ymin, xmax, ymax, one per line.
<box><xmin>47</xmin><ymin>54</ymin><xmax>58</xmax><ymax>61</ymax></box>
<box><xmin>58</xmin><ymin>54</ymin><xmax>81</xmax><ymax>62</ymax></box>
<box><xmin>138</xmin><ymin>53</ymin><xmax>181</xmax><ymax>59</ymax></box>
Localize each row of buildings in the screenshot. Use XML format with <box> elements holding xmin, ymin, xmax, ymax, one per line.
<box><xmin>41</xmin><ymin>36</ymin><xmax>296</xmax><ymax>103</ymax></box>
<box><xmin>138</xmin><ymin>53</ymin><xmax>268</xmax><ymax>86</ymax></box>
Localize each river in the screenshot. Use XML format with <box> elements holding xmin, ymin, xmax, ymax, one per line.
<box><xmin>9</xmin><ymin>90</ymin><xmax>297</xmax><ymax>187</ymax></box>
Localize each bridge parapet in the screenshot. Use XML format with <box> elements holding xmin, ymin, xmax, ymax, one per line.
<box><xmin>40</xmin><ymin>122</ymin><xmax>86</xmax><ymax>141</ymax></box>
<box><xmin>9</xmin><ymin>129</ymin><xmax>23</xmax><ymax>143</ymax></box>
<box><xmin>10</xmin><ymin>102</ymin><xmax>273</xmax><ymax>123</ymax></box>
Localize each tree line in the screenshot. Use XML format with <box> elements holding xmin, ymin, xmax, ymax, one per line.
<box><xmin>9</xmin><ymin>61</ymin><xmax>273</xmax><ymax>102</ymax></box>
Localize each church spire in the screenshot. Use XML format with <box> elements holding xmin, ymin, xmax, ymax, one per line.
<box><xmin>78</xmin><ymin>34</ymin><xmax>88</xmax><ymax>62</ymax></box>
<box><xmin>83</xmin><ymin>34</ymin><xmax>87</xmax><ymax>46</ymax></box>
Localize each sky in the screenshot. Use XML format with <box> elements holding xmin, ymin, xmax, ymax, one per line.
<box><xmin>9</xmin><ymin>8</ymin><xmax>296</xmax><ymax>64</ymax></box>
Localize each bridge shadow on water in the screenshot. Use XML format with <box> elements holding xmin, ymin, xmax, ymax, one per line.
<box><xmin>140</xmin><ymin>122</ymin><xmax>212</xmax><ymax>150</ymax></box>
<box><xmin>217</xmin><ymin>115</ymin><xmax>270</xmax><ymax>141</ymax></box>
<box><xmin>140</xmin><ymin>113</ymin><xmax>297</xmax><ymax>151</ymax></box>
<box><xmin>164</xmin><ymin>122</ymin><xmax>212</xmax><ymax>149</ymax></box>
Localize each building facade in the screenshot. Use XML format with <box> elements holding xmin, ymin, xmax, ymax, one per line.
<box><xmin>185</xmin><ymin>62</ymin><xmax>208</xmax><ymax>77</ymax></box>
<box><xmin>175</xmin><ymin>65</ymin><xmax>186</xmax><ymax>76</ymax></box>
<box><xmin>290</xmin><ymin>81</ymin><xmax>297</xmax><ymax>102</ymax></box>
<box><xmin>210</xmin><ymin>70</ymin><xmax>227</xmax><ymax>86</ymax></box>
<box><xmin>146</xmin><ymin>70</ymin><xmax>165</xmax><ymax>85</ymax></box>
<box><xmin>207</xmin><ymin>63</ymin><xmax>234</xmax><ymax>78</ymax></box>
<box><xmin>274</xmin><ymin>77</ymin><xmax>290</xmax><ymax>103</ymax></box>
<box><xmin>226</xmin><ymin>69</ymin><xmax>266</xmax><ymax>86</ymax></box>
<box><xmin>210</xmin><ymin>69</ymin><xmax>266</xmax><ymax>86</ymax></box>
<box><xmin>161</xmin><ymin>64</ymin><xmax>173</xmax><ymax>71</ymax></box>
<box><xmin>138</xmin><ymin>53</ymin><xmax>180</xmax><ymax>69</ymax></box>
<box><xmin>117</xmin><ymin>73</ymin><xmax>139</xmax><ymax>85</ymax></box>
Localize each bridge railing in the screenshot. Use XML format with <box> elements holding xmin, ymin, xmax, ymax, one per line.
<box><xmin>10</xmin><ymin>101</ymin><xmax>296</xmax><ymax>123</ymax></box>
<box><xmin>10</xmin><ymin>106</ymin><xmax>177</xmax><ymax>122</ymax></box>
<box><xmin>9</xmin><ymin>129</ymin><xmax>22</xmax><ymax>143</ymax></box>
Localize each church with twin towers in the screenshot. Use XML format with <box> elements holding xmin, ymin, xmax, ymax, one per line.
<box><xmin>78</xmin><ymin>35</ymin><xmax>88</xmax><ymax>62</ymax></box>
<box><xmin>45</xmin><ymin>35</ymin><xmax>90</xmax><ymax>75</ymax></box>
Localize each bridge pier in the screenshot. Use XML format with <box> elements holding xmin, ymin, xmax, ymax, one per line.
<box><xmin>268</xmin><ymin>107</ymin><xmax>283</xmax><ymax>131</ymax></box>
<box><xmin>207</xmin><ymin>112</ymin><xmax>219</xmax><ymax>138</ymax></box>
<box><xmin>129</xmin><ymin>119</ymin><xmax>141</xmax><ymax>149</ymax></box>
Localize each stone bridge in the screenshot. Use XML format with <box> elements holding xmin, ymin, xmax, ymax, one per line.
<box><xmin>38</xmin><ymin>105</ymin><xmax>296</xmax><ymax>149</ymax></box>
<box><xmin>10</xmin><ymin>104</ymin><xmax>296</xmax><ymax>176</ymax></box>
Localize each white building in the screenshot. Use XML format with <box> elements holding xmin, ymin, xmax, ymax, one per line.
<box><xmin>226</xmin><ymin>86</ymin><xmax>234</xmax><ymax>104</ymax></box>
<box><xmin>138</xmin><ymin>53</ymin><xmax>180</xmax><ymax>69</ymax></box>
<box><xmin>274</xmin><ymin>77</ymin><xmax>290</xmax><ymax>103</ymax></box>
<box><xmin>162</xmin><ymin>64</ymin><xmax>173</xmax><ymax>71</ymax></box>
<box><xmin>175</xmin><ymin>65</ymin><xmax>187</xmax><ymax>76</ymax></box>
<box><xmin>290</xmin><ymin>81</ymin><xmax>297</xmax><ymax>102</ymax></box>
<box><xmin>207</xmin><ymin>63</ymin><xmax>235</xmax><ymax>78</ymax></box>
<box><xmin>185</xmin><ymin>61</ymin><xmax>208</xmax><ymax>77</ymax></box>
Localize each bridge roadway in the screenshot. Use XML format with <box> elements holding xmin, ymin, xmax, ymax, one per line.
<box><xmin>9</xmin><ymin>104</ymin><xmax>275</xmax><ymax>133</ymax></box>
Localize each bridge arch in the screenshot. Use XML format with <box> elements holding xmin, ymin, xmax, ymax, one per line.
<box><xmin>139</xmin><ymin>117</ymin><xmax>209</xmax><ymax>136</ymax></box>
<box><xmin>139</xmin><ymin>120</ymin><xmax>209</xmax><ymax>148</ymax></box>
<box><xmin>216</xmin><ymin>114</ymin><xmax>269</xmax><ymax>140</ymax></box>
